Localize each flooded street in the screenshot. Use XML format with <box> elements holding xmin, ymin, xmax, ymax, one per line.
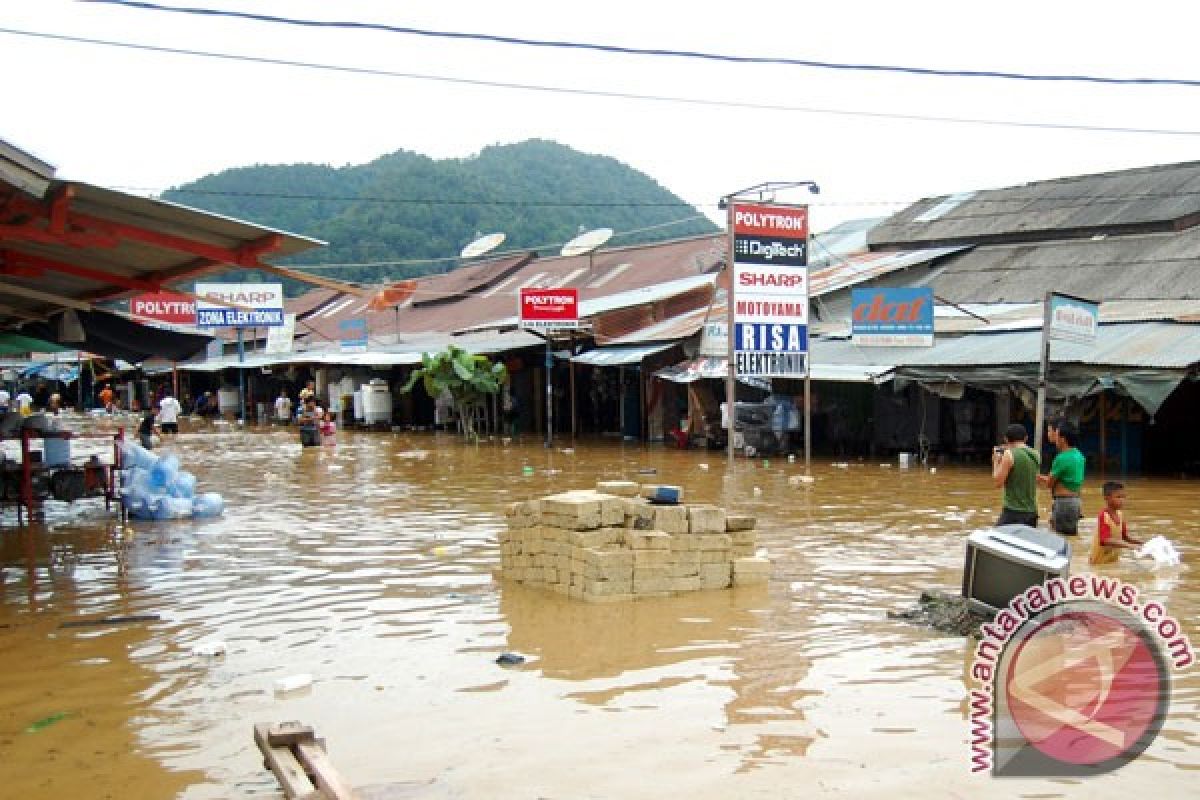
<box><xmin>1</xmin><ymin>426</ymin><xmax>1196</xmax><ymax>799</ymax></box>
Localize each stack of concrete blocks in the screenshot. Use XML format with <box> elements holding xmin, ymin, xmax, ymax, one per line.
<box><xmin>500</xmin><ymin>480</ymin><xmax>769</xmax><ymax>602</ymax></box>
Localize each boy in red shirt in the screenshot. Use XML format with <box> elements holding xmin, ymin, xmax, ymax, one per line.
<box><xmin>1089</xmin><ymin>481</ymin><xmax>1145</xmax><ymax>565</ymax></box>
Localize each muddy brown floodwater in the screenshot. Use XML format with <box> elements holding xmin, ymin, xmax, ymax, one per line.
<box><xmin>0</xmin><ymin>423</ymin><xmax>1197</xmax><ymax>799</ymax></box>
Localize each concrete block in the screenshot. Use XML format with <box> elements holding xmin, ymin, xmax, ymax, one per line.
<box><xmin>651</xmin><ymin>505</ymin><xmax>690</xmax><ymax>534</ymax></box>
<box><xmin>583</xmin><ymin>547</ymin><xmax>635</xmax><ymax>568</ymax></box>
<box><xmin>732</xmin><ymin>544</ymin><xmax>756</xmax><ymax>558</ymax></box>
<box><xmin>504</xmin><ymin>500</ymin><xmax>541</xmax><ymax>528</ymax></box>
<box><xmin>669</xmin><ymin>563</ymin><xmax>701</xmax><ymax>578</ymax></box>
<box><xmin>733</xmin><ymin>556</ymin><xmax>771</xmax><ymax>575</ymax></box>
<box><xmin>668</xmin><ymin>534</ymin><xmax>701</xmax><ymax>551</ymax></box>
<box><xmin>584</xmin><ymin>579</ymin><xmax>633</xmax><ymax>596</ymax></box>
<box><xmin>623</xmin><ymin>530</ymin><xmax>672</xmax><ymax>550</ymax></box>
<box><xmin>568</xmin><ymin>529</ymin><xmax>616</xmax><ymax>549</ymax></box>
<box><xmin>725</xmin><ymin>514</ymin><xmax>757</xmax><ymax>532</ymax></box>
<box><xmin>697</xmin><ymin>550</ymin><xmax>731</xmax><ymax>564</ymax></box>
<box><xmin>596</xmin><ymin>480</ymin><xmax>640</xmax><ymax>497</ymax></box>
<box><xmin>622</xmin><ymin>498</ymin><xmax>655</xmax><ymax>528</ymax></box>
<box><xmin>733</xmin><ymin>571</ymin><xmax>769</xmax><ymax>587</ymax></box>
<box><xmin>695</xmin><ymin>533</ymin><xmax>732</xmax><ymax>551</ymax></box>
<box><xmin>671</xmin><ymin>575</ymin><xmax>703</xmax><ymax>592</ymax></box>
<box><xmin>633</xmin><ymin>575</ymin><xmax>677</xmax><ymax>594</ymax></box>
<box><xmin>633</xmin><ymin>548</ymin><xmax>675</xmax><ymax>567</ymax></box>
<box><xmin>687</xmin><ymin>504</ymin><xmax>727</xmax><ymax>534</ymax></box>
<box><xmin>699</xmin><ymin>563</ymin><xmax>732</xmax><ymax>589</ymax></box>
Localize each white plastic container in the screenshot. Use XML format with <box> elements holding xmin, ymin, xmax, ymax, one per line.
<box><xmin>273</xmin><ymin>673</ymin><xmax>313</xmax><ymax>693</ymax></box>
<box><xmin>217</xmin><ymin>388</ymin><xmax>239</xmax><ymax>415</ymax></box>
<box><xmin>361</xmin><ymin>379</ymin><xmax>392</xmax><ymax>424</ymax></box>
<box><xmin>192</xmin><ymin>641</ymin><xmax>226</xmax><ymax>657</ymax></box>
<box><xmin>899</xmin><ymin>453</ymin><xmax>912</xmax><ymax>469</ymax></box>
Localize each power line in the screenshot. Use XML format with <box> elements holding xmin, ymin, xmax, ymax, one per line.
<box><xmin>284</xmin><ymin>215</ymin><xmax>715</xmax><ymax>271</ymax></box>
<box><xmin>80</xmin><ymin>0</ymin><xmax>1200</xmax><ymax>89</ymax></box>
<box><xmin>4</xmin><ymin>27</ymin><xmax>1200</xmax><ymax>137</ymax></box>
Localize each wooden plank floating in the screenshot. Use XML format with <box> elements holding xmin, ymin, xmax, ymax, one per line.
<box><xmin>255</xmin><ymin>721</ymin><xmax>356</xmax><ymax>800</ymax></box>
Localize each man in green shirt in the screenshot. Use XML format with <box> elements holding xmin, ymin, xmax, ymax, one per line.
<box><xmin>992</xmin><ymin>423</ymin><xmax>1041</xmax><ymax>527</ymax></box>
<box><xmin>1039</xmin><ymin>419</ymin><xmax>1085</xmax><ymax>535</ymax></box>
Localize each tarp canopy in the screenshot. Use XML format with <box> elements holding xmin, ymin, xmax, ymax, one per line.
<box><xmin>885</xmin><ymin>321</ymin><xmax>1200</xmax><ymax>415</ymax></box>
<box><xmin>22</xmin><ymin>309</ymin><xmax>213</xmax><ymax>363</ymax></box>
<box><xmin>572</xmin><ymin>342</ymin><xmax>677</xmax><ymax>366</ymax></box>
<box><xmin>0</xmin><ymin>332</ymin><xmax>73</xmax><ymax>356</ymax></box>
<box><xmin>21</xmin><ymin>361</ymin><xmax>79</xmax><ymax>383</ymax></box>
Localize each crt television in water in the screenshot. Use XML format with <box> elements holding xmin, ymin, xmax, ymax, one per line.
<box><xmin>962</xmin><ymin>525</ymin><xmax>1071</xmax><ymax>615</ymax></box>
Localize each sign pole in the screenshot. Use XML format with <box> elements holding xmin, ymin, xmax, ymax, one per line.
<box><xmin>545</xmin><ymin>339</ymin><xmax>553</xmax><ymax>449</ymax></box>
<box><xmin>237</xmin><ymin>327</ymin><xmax>246</xmax><ymax>422</ymax></box>
<box><xmin>1034</xmin><ymin>292</ymin><xmax>1051</xmax><ymax>454</ymax></box>
<box><xmin>725</xmin><ymin>201</ymin><xmax>737</xmax><ymax>465</ymax></box>
<box><xmin>804</xmin><ymin>373</ymin><xmax>812</xmax><ymax>473</ymax></box>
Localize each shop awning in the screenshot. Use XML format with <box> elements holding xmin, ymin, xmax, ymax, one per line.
<box><xmin>22</xmin><ymin>309</ymin><xmax>213</xmax><ymax>363</ymax></box>
<box><xmin>654</xmin><ymin>357</ymin><xmax>771</xmax><ymax>390</ymax></box>
<box><xmin>572</xmin><ymin>342</ymin><xmax>677</xmax><ymax>366</ymax></box>
<box><xmin>0</xmin><ymin>332</ymin><xmax>73</xmax><ymax>356</ymax></box>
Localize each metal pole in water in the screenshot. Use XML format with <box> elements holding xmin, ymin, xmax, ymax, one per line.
<box><xmin>237</xmin><ymin>327</ymin><xmax>246</xmax><ymax>422</ymax></box>
<box><xmin>545</xmin><ymin>340</ymin><xmax>553</xmax><ymax>448</ymax></box>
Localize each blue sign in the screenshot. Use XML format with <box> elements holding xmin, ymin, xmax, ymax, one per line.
<box><xmin>851</xmin><ymin>287</ymin><xmax>935</xmax><ymax>346</ymax></box>
<box><xmin>339</xmin><ymin>318</ymin><xmax>368</xmax><ymax>352</ymax></box>
<box><xmin>1048</xmin><ymin>293</ymin><xmax>1098</xmax><ymax>343</ymax></box>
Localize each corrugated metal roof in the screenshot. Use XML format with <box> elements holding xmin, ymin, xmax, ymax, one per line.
<box><xmin>0</xmin><ymin>177</ymin><xmax>324</xmax><ymax>329</ymax></box>
<box><xmin>927</xmin><ymin>226</ymin><xmax>1200</xmax><ymax>303</ymax></box>
<box><xmin>0</xmin><ymin>136</ymin><xmax>54</xmax><ymax>197</ymax></box>
<box><xmin>897</xmin><ymin>321</ymin><xmax>1200</xmax><ymax>369</ymax></box>
<box><xmin>289</xmin><ymin>234</ymin><xmax>726</xmax><ymax>341</ymax></box>
<box><xmin>869</xmin><ymin>160</ymin><xmax>1200</xmax><ymax>248</ymax></box>
<box><xmin>809</xmin><ymin>246</ymin><xmax>968</xmax><ymax>295</ymax></box>
<box><xmin>572</xmin><ymin>342</ymin><xmax>677</xmax><ymax>366</ymax></box>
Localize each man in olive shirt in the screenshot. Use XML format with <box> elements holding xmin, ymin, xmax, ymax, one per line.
<box><xmin>992</xmin><ymin>423</ymin><xmax>1041</xmax><ymax>527</ymax></box>
<box><xmin>1039</xmin><ymin>419</ymin><xmax>1085</xmax><ymax>535</ymax></box>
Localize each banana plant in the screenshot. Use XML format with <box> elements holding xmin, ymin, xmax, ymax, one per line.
<box><xmin>400</xmin><ymin>345</ymin><xmax>507</xmax><ymax>442</ymax></box>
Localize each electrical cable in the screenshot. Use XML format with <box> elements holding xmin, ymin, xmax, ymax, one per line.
<box><xmin>4</xmin><ymin>27</ymin><xmax>1200</xmax><ymax>137</ymax></box>
<box><xmin>80</xmin><ymin>0</ymin><xmax>1200</xmax><ymax>89</ymax></box>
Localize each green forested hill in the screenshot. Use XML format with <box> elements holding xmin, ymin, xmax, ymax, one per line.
<box><xmin>161</xmin><ymin>140</ymin><xmax>717</xmax><ymax>288</ymax></box>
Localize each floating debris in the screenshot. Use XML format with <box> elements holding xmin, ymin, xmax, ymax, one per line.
<box><xmin>274</xmin><ymin>674</ymin><xmax>313</xmax><ymax>693</ymax></box>
<box><xmin>26</xmin><ymin>712</ymin><xmax>71</xmax><ymax>733</ymax></box>
<box><xmin>888</xmin><ymin>590</ymin><xmax>991</xmax><ymax>638</ymax></box>
<box><xmin>495</xmin><ymin>653</ymin><xmax>526</xmax><ymax>667</ymax></box>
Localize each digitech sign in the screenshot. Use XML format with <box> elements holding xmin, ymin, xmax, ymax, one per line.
<box><xmin>731</xmin><ymin>202</ymin><xmax>809</xmax><ymax>378</ymax></box>
<box><xmin>194</xmin><ymin>283</ymin><xmax>285</xmax><ymax>327</ymax></box>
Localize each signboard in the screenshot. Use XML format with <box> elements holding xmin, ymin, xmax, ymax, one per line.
<box><xmin>699</xmin><ymin>320</ymin><xmax>728</xmax><ymax>357</ymax></box>
<box><xmin>1047</xmin><ymin>292</ymin><xmax>1099</xmax><ymax>343</ymax></box>
<box><xmin>130</xmin><ymin>291</ymin><xmax>196</xmax><ymax>325</ymax></box>
<box><xmin>732</xmin><ymin>202</ymin><xmax>809</xmax><ymax>377</ymax></box>
<box><xmin>851</xmin><ymin>287</ymin><xmax>935</xmax><ymax>346</ymax></box>
<box><xmin>194</xmin><ymin>282</ymin><xmax>285</xmax><ymax>327</ymax></box>
<box><xmin>338</xmin><ymin>317</ymin><xmax>368</xmax><ymax>352</ymax></box>
<box><xmin>519</xmin><ymin>287</ymin><xmax>579</xmax><ymax>329</ymax></box>
<box><xmin>205</xmin><ymin>338</ymin><xmax>224</xmax><ymax>361</ymax></box>
<box><xmin>265</xmin><ymin>313</ymin><xmax>296</xmax><ymax>354</ymax></box>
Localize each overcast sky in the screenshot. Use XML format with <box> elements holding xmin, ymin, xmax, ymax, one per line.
<box><xmin>4</xmin><ymin>0</ymin><xmax>1200</xmax><ymax>247</ymax></box>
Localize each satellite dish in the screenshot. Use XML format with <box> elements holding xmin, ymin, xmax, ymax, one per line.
<box><xmin>460</xmin><ymin>232</ymin><xmax>506</xmax><ymax>259</ymax></box>
<box><xmin>561</xmin><ymin>227</ymin><xmax>613</xmax><ymax>257</ymax></box>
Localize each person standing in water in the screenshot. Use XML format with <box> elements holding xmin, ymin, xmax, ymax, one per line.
<box><xmin>1039</xmin><ymin>418</ymin><xmax>1085</xmax><ymax>535</ymax></box>
<box><xmin>992</xmin><ymin>423</ymin><xmax>1041</xmax><ymax>527</ymax></box>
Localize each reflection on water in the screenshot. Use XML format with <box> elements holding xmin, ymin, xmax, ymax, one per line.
<box><xmin>1</xmin><ymin>426</ymin><xmax>1197</xmax><ymax>798</ymax></box>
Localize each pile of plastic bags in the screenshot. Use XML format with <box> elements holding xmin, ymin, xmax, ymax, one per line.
<box><xmin>119</xmin><ymin>442</ymin><xmax>224</xmax><ymax>520</ymax></box>
<box><xmin>1136</xmin><ymin>535</ymin><xmax>1182</xmax><ymax>567</ymax></box>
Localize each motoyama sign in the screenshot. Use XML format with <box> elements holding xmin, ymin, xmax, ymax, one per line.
<box><xmin>519</xmin><ymin>288</ymin><xmax>579</xmax><ymax>329</ymax></box>
<box><xmin>194</xmin><ymin>283</ymin><xmax>285</xmax><ymax>327</ymax></box>
<box><xmin>732</xmin><ymin>202</ymin><xmax>809</xmax><ymax>377</ymax></box>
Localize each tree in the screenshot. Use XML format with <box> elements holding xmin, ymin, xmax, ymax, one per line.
<box><xmin>400</xmin><ymin>346</ymin><xmax>507</xmax><ymax>442</ymax></box>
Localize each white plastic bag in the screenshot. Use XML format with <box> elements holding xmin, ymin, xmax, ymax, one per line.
<box><xmin>1136</xmin><ymin>535</ymin><xmax>1181</xmax><ymax>567</ymax></box>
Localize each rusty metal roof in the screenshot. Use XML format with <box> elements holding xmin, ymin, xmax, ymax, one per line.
<box><xmin>287</xmin><ymin>233</ymin><xmax>726</xmax><ymax>342</ymax></box>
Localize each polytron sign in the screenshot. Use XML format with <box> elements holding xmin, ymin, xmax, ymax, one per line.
<box><xmin>732</xmin><ymin>202</ymin><xmax>809</xmax><ymax>377</ymax></box>
<box><xmin>519</xmin><ymin>287</ymin><xmax>579</xmax><ymax>329</ymax></box>
<box><xmin>194</xmin><ymin>282</ymin><xmax>285</xmax><ymax>327</ymax></box>
<box><xmin>130</xmin><ymin>291</ymin><xmax>196</xmax><ymax>325</ymax></box>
